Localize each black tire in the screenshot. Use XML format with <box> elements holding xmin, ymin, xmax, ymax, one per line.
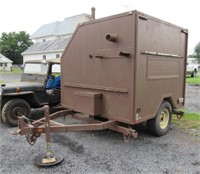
<box><xmin>147</xmin><ymin>101</ymin><xmax>172</xmax><ymax>136</ymax></box>
<box><xmin>2</xmin><ymin>99</ymin><xmax>31</xmax><ymax>127</ymax></box>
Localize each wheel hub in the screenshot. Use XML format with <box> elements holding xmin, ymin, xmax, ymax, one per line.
<box><xmin>159</xmin><ymin>109</ymin><xmax>169</xmax><ymax>129</ymax></box>
<box><xmin>11</xmin><ymin>107</ymin><xmax>24</xmax><ymax>119</ymax></box>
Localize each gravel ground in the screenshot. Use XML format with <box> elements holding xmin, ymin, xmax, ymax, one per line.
<box><xmin>0</xmin><ymin>77</ymin><xmax>200</xmax><ymax>174</ymax></box>
<box><xmin>185</xmin><ymin>84</ymin><xmax>200</xmax><ymax>113</ymax></box>
<box><xmin>0</xmin><ymin>121</ymin><xmax>200</xmax><ymax>174</ymax></box>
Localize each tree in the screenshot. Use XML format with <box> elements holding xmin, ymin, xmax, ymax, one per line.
<box><xmin>188</xmin><ymin>54</ymin><xmax>196</xmax><ymax>58</ymax></box>
<box><xmin>0</xmin><ymin>31</ymin><xmax>33</xmax><ymax>64</ymax></box>
<box><xmin>194</xmin><ymin>42</ymin><xmax>200</xmax><ymax>63</ymax></box>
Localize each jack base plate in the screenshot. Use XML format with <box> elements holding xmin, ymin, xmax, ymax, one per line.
<box><xmin>34</xmin><ymin>153</ymin><xmax>64</xmax><ymax>167</ymax></box>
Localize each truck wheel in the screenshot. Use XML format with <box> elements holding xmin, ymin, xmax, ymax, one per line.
<box><xmin>147</xmin><ymin>101</ymin><xmax>172</xmax><ymax>136</ymax></box>
<box><xmin>2</xmin><ymin>99</ymin><xmax>31</xmax><ymax>127</ymax></box>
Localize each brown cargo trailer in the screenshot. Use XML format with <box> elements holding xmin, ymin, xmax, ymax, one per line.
<box><xmin>61</xmin><ymin>10</ymin><xmax>187</xmax><ymax>135</ymax></box>
<box><xmin>12</xmin><ymin>10</ymin><xmax>187</xmax><ymax>166</ymax></box>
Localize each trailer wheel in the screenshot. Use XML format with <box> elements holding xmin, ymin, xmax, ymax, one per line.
<box><xmin>2</xmin><ymin>99</ymin><xmax>31</xmax><ymax>127</ymax></box>
<box><xmin>147</xmin><ymin>101</ymin><xmax>172</xmax><ymax>136</ymax></box>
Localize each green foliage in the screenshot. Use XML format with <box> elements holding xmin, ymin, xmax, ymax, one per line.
<box><xmin>186</xmin><ymin>75</ymin><xmax>200</xmax><ymax>85</ymax></box>
<box><xmin>188</xmin><ymin>54</ymin><xmax>197</xmax><ymax>58</ymax></box>
<box><xmin>0</xmin><ymin>67</ymin><xmax>22</xmax><ymax>74</ymax></box>
<box><xmin>194</xmin><ymin>42</ymin><xmax>200</xmax><ymax>63</ymax></box>
<box><xmin>182</xmin><ymin>112</ymin><xmax>200</xmax><ymax>121</ymax></box>
<box><xmin>0</xmin><ymin>31</ymin><xmax>33</xmax><ymax>64</ymax></box>
<box><xmin>172</xmin><ymin>112</ymin><xmax>200</xmax><ymax>135</ymax></box>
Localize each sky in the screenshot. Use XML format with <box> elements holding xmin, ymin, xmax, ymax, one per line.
<box><xmin>0</xmin><ymin>0</ymin><xmax>200</xmax><ymax>54</ymax></box>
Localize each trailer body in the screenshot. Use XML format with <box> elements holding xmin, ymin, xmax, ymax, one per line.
<box><xmin>61</xmin><ymin>11</ymin><xmax>188</xmax><ymax>125</ymax></box>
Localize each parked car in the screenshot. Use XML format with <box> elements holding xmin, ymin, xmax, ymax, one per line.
<box><xmin>186</xmin><ymin>58</ymin><xmax>199</xmax><ymax>77</ymax></box>
<box><xmin>0</xmin><ymin>58</ymin><xmax>61</xmax><ymax>127</ymax></box>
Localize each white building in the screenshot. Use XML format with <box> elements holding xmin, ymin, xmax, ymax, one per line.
<box><xmin>22</xmin><ymin>13</ymin><xmax>94</xmax><ymax>64</ymax></box>
<box><xmin>0</xmin><ymin>54</ymin><xmax>13</xmax><ymax>71</ymax></box>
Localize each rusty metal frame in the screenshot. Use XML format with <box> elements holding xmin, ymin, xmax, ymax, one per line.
<box><xmin>14</xmin><ymin>105</ymin><xmax>137</xmax><ymax>141</ymax></box>
<box><xmin>11</xmin><ymin>105</ymin><xmax>137</xmax><ymax>166</ymax></box>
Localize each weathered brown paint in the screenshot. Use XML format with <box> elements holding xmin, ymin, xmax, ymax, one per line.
<box><xmin>11</xmin><ymin>11</ymin><xmax>188</xmax><ymax>165</ymax></box>
<box><xmin>61</xmin><ymin>10</ymin><xmax>188</xmax><ymax>125</ymax></box>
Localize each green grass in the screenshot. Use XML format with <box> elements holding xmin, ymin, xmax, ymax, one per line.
<box><xmin>0</xmin><ymin>67</ymin><xmax>22</xmax><ymax>74</ymax></box>
<box><xmin>52</xmin><ymin>73</ymin><xmax>61</xmax><ymax>77</ymax></box>
<box><xmin>172</xmin><ymin>112</ymin><xmax>200</xmax><ymax>135</ymax></box>
<box><xmin>186</xmin><ymin>74</ymin><xmax>200</xmax><ymax>85</ymax></box>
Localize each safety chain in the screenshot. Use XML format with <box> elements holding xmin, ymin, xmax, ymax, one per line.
<box><xmin>26</xmin><ymin>131</ymin><xmax>41</xmax><ymax>146</ymax></box>
<box><xmin>18</xmin><ymin>116</ymin><xmax>42</xmax><ymax>145</ymax></box>
<box><xmin>176</xmin><ymin>114</ymin><xmax>183</xmax><ymax>119</ymax></box>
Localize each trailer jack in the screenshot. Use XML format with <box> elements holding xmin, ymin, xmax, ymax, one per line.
<box><xmin>12</xmin><ymin>105</ymin><xmax>137</xmax><ymax>167</ymax></box>
<box><xmin>34</xmin><ymin>106</ymin><xmax>64</xmax><ymax>167</ymax></box>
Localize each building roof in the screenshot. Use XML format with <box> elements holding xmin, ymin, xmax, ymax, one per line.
<box><xmin>0</xmin><ymin>54</ymin><xmax>13</xmax><ymax>63</ymax></box>
<box><xmin>22</xmin><ymin>37</ymin><xmax>71</xmax><ymax>55</ymax></box>
<box><xmin>31</xmin><ymin>13</ymin><xmax>92</xmax><ymax>39</ymax></box>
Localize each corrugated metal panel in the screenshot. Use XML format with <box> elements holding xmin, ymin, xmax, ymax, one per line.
<box><xmin>31</xmin><ymin>14</ymin><xmax>92</xmax><ymax>39</ymax></box>
<box><xmin>45</xmin><ymin>37</ymin><xmax>71</xmax><ymax>51</ymax></box>
<box><xmin>22</xmin><ymin>37</ymin><xmax>71</xmax><ymax>55</ymax></box>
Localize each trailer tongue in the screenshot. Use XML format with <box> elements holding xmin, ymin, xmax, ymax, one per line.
<box><xmin>12</xmin><ymin>105</ymin><xmax>137</xmax><ymax>166</ymax></box>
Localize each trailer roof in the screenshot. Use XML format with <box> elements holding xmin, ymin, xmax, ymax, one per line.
<box><xmin>80</xmin><ymin>10</ymin><xmax>188</xmax><ymax>32</ymax></box>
